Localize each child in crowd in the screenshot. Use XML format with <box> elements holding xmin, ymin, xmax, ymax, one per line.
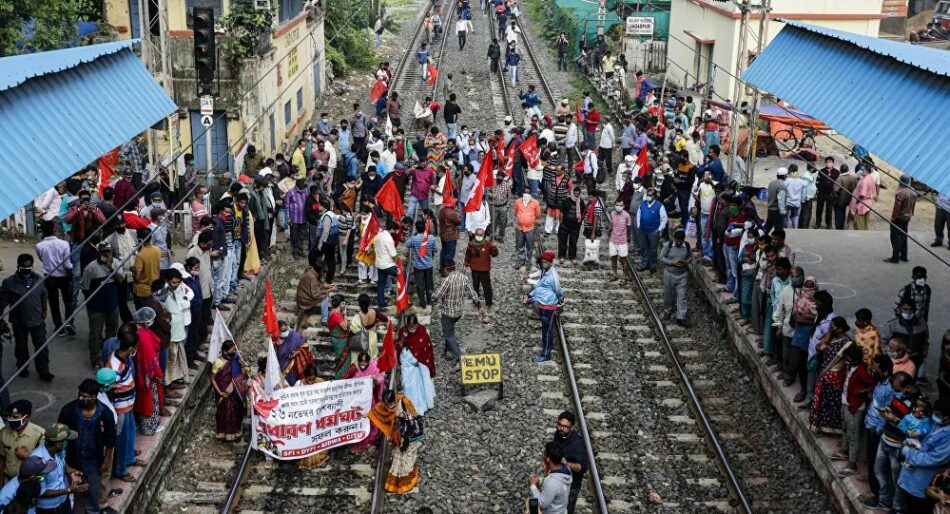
<box><xmin>900</xmin><ymin>398</ymin><xmax>934</xmax><ymax>448</ymax></box>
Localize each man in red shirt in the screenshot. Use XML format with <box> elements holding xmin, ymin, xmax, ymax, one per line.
<box><xmin>583</xmin><ymin>107</ymin><xmax>600</xmax><ymax>152</ymax></box>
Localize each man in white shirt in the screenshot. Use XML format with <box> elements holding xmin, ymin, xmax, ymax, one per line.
<box><xmin>564</xmin><ymin>119</ymin><xmax>579</xmax><ymax>169</ymax></box>
<box><xmin>34</xmin><ymin>183</ymin><xmax>64</xmax><ymax>226</ymax></box>
<box><xmin>685</xmin><ymin>131</ymin><xmax>705</xmax><ymax>167</ymax></box>
<box><xmin>35</xmin><ymin>220</ymin><xmax>75</xmax><ymax>335</ymax></box>
<box><xmin>380</xmin><ymin>140</ymin><xmax>397</xmax><ymax>174</ymax></box>
<box><xmin>615</xmin><ymin>154</ymin><xmax>635</xmax><ymax>194</ymax></box>
<box><xmin>373</xmin><ymin>221</ymin><xmax>399</xmax><ymax>310</ymax></box>
<box><xmin>598</xmin><ymin>121</ymin><xmax>616</xmax><ymax>178</ymax></box>
<box><xmin>581</xmin><ymin>146</ymin><xmax>598</xmax><ymax>195</ymax></box>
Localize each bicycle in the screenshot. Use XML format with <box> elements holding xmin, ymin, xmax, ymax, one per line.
<box><xmin>773</xmin><ymin>126</ymin><xmax>819</xmax><ymax>152</ymax></box>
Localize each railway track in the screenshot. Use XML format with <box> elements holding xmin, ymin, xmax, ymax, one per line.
<box><xmin>488</xmin><ymin>12</ymin><xmax>557</xmax><ymax>120</ymax></box>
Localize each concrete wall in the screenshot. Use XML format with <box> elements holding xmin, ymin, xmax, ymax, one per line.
<box><xmin>668</xmin><ymin>0</ymin><xmax>884</xmax><ymax>102</ymax></box>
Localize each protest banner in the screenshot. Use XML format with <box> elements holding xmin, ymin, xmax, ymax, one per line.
<box><xmin>251</xmin><ymin>377</ymin><xmax>373</xmax><ymax>459</ymax></box>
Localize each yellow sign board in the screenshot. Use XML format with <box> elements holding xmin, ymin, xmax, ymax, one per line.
<box><xmin>461</xmin><ymin>353</ymin><xmax>503</xmax><ymax>384</ymax></box>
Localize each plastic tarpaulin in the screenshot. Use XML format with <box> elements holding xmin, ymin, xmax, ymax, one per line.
<box><xmin>546</xmin><ymin>0</ymin><xmax>624</xmax><ymax>56</ymax></box>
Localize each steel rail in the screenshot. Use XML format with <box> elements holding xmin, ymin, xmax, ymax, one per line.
<box><xmin>220</xmin><ymin>441</ymin><xmax>255</xmax><ymax>514</ymax></box>
<box><xmin>388</xmin><ymin>2</ymin><xmax>435</xmax><ymax>93</ymax></box>
<box><xmin>511</xmin><ymin>16</ymin><xmax>557</xmax><ymax>110</ymax></box>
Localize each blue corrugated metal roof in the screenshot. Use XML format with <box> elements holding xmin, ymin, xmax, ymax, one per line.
<box><xmin>0</xmin><ymin>42</ymin><xmax>177</xmax><ymax>220</ymax></box>
<box><xmin>0</xmin><ymin>40</ymin><xmax>135</xmax><ymax>92</ymax></box>
<box><xmin>781</xmin><ymin>20</ymin><xmax>950</xmax><ymax>78</ymax></box>
<box><xmin>742</xmin><ymin>22</ymin><xmax>950</xmax><ymax>196</ymax></box>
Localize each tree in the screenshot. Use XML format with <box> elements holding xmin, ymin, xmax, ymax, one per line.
<box><xmin>0</xmin><ymin>0</ymin><xmax>99</xmax><ymax>57</ymax></box>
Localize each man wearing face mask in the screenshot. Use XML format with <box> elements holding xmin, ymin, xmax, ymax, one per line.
<box><xmin>28</xmin><ymin>423</ymin><xmax>86</xmax><ymax>513</ymax></box>
<box><xmin>80</xmin><ymin>242</ymin><xmax>123</xmax><ymax>368</ymax></box>
<box><xmin>106</xmin><ymin>219</ymin><xmax>136</xmax><ymax>322</ymax></box>
<box><xmin>106</xmin><ymin>332</ymin><xmax>139</xmax><ymax>485</ymax></box>
<box><xmin>895</xmin><ymin>266</ymin><xmax>931</xmax><ymax>324</ymax></box>
<box><xmin>897</xmin><ymin>397</ymin><xmax>950</xmax><ymax>513</ymax></box>
<box><xmin>772</xmin><ymin>266</ymin><xmax>804</xmax><ymax>383</ymax></box>
<box><xmin>659</xmin><ymin>229</ymin><xmax>692</xmax><ymax>327</ymax></box>
<box><xmin>463</xmin><ymin>228</ymin><xmax>498</xmax><ymax>321</ymax></box>
<box><xmin>882</xmin><ymin>298</ymin><xmax>930</xmax><ymax>381</ymax></box>
<box><xmin>634</xmin><ymin>187</ymin><xmax>668</xmax><ymax>273</ymax></box>
<box><xmin>0</xmin><ymin>455</ymin><xmax>58</xmax><ymax>512</ymax></box>
<box><xmin>557</xmin><ymin>187</ymin><xmax>585</xmax><ymax>265</ymax></box>
<box><xmin>514</xmin><ymin>186</ymin><xmax>541</xmax><ymax>272</ymax></box>
<box><xmin>0</xmin><ymin>400</ymin><xmax>45</xmax><ymax>486</ymax></box>
<box><xmin>57</xmin><ymin>379</ymin><xmax>116</xmax><ymax>513</ymax></box>
<box><xmin>210</xmin><ymin>203</ymin><xmax>235</xmax><ymax>311</ymax></box>
<box><xmin>526</xmin><ymin>252</ymin><xmax>563</xmax><ymax>363</ymax></box>
<box><xmin>0</xmin><ymin>254</ymin><xmax>53</xmax><ymax>382</ymax></box>
<box><xmin>608</xmin><ymin>197</ymin><xmax>633</xmax><ymax>283</ymax></box>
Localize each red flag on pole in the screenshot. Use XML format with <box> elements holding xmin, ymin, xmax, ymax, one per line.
<box><xmin>418</xmin><ymin>217</ymin><xmax>431</xmax><ymax>258</ymax></box>
<box><xmin>519</xmin><ymin>135</ymin><xmax>541</xmax><ymax>169</ymax></box>
<box><xmin>98</xmin><ymin>148</ymin><xmax>120</xmax><ymax>198</ymax></box>
<box><xmin>426</xmin><ymin>64</ymin><xmax>439</xmax><ymax>87</ymax></box>
<box><xmin>634</xmin><ymin>145</ymin><xmax>649</xmax><ymax>177</ymax></box>
<box><xmin>441</xmin><ymin>170</ymin><xmax>456</xmax><ymax>207</ymax></box>
<box><xmin>369</xmin><ymin>79</ymin><xmax>387</xmax><ymax>103</ymax></box>
<box><xmin>395</xmin><ymin>257</ymin><xmax>410</xmax><ymax>314</ymax></box>
<box><xmin>359</xmin><ymin>212</ymin><xmax>381</xmax><ymax>254</ymax></box>
<box><xmin>374</xmin><ymin>178</ymin><xmax>405</xmax><ymax>220</ymax></box>
<box><xmin>263</xmin><ymin>279</ymin><xmax>281</xmax><ymax>342</ymax></box>
<box><xmin>478</xmin><ymin>149</ymin><xmax>495</xmax><ymax>188</ymax></box>
<box><xmin>464</xmin><ymin>180</ymin><xmax>484</xmax><ymax>213</ymax></box>
<box><xmin>504</xmin><ymin>147</ymin><xmax>515</xmax><ymax>177</ymax></box>
<box><xmin>377</xmin><ymin>321</ymin><xmax>398</xmax><ymax>373</ymax></box>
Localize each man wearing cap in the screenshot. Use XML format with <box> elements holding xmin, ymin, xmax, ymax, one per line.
<box><xmin>884</xmin><ymin>174</ymin><xmax>917</xmax><ymax>264</ymax></box>
<box><xmin>526</xmin><ymin>251</ymin><xmax>563</xmax><ymax>363</ymax></box>
<box><xmin>0</xmin><ymin>400</ymin><xmax>45</xmax><ymax>485</ymax></box>
<box><xmin>30</xmin><ymin>424</ymin><xmax>87</xmax><ymax>513</ymax></box>
<box><xmin>80</xmin><ymin>242</ymin><xmax>123</xmax><ymax>368</ymax></box>
<box><xmin>763</xmin><ymin>168</ymin><xmax>788</xmax><ymax>234</ymax></box>
<box><xmin>58</xmin><ymin>379</ymin><xmax>116</xmax><ymax>513</ymax></box>
<box><xmin>0</xmin><ymin>455</ymin><xmax>59</xmax><ymax>512</ymax></box>
<box><xmin>635</xmin><ymin>187</ymin><xmax>668</xmax><ymax>273</ymax></box>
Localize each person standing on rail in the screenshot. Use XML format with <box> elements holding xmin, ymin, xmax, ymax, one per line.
<box><xmin>527</xmin><ymin>251</ymin><xmax>563</xmax><ymax>363</ymax></box>
<box><xmin>487</xmin><ymin>38</ymin><xmax>501</xmax><ymax>73</ymax></box>
<box><xmin>506</xmin><ymin>49</ymin><xmax>521</xmax><ymax>87</ymax></box>
<box><xmin>660</xmin><ymin>228</ymin><xmax>692</xmax><ymax>327</ymax></box>
<box><xmin>417</xmin><ymin>43</ymin><xmax>430</xmax><ymax>81</ymax></box>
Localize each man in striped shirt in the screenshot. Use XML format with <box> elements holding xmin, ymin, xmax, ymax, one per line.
<box><xmin>432</xmin><ymin>263</ymin><xmax>483</xmax><ymax>361</ymax></box>
<box><xmin>107</xmin><ymin>328</ymin><xmax>138</xmax><ymax>483</ymax></box>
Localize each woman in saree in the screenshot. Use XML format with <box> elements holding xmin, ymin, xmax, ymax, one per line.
<box><xmin>810</xmin><ymin>316</ymin><xmax>854</xmax><ymax>435</ymax></box>
<box><xmin>789</xmin><ymin>276</ymin><xmax>818</xmax><ymax>402</ymax></box>
<box><xmin>342</xmin><ymin>351</ymin><xmax>386</xmax><ymax>453</ymax></box>
<box><xmin>296</xmin><ymin>365</ymin><xmax>330</xmax><ymax>469</ymax></box>
<box><xmin>368</xmin><ymin>391</ymin><xmax>423</xmax><ymax>494</ymax></box>
<box><xmin>275</xmin><ymin>320</ymin><xmax>316</xmax><ymax>385</ymax></box>
<box><xmin>424</xmin><ymin>125</ymin><xmax>447</xmax><ymax>170</ymax></box>
<box><xmin>243</xmin><ymin>210</ymin><xmax>261</xmax><ymax>275</ymax></box>
<box><xmin>132</xmin><ymin>307</ymin><xmax>169</xmax><ymax>436</ymax></box>
<box><xmin>349</xmin><ymin>293</ymin><xmax>388</xmax><ymax>363</ymax></box>
<box><xmin>397</xmin><ymin>314</ymin><xmax>436</xmax><ymax>417</ymax></box>
<box><xmin>211</xmin><ymin>340</ymin><xmax>249</xmax><ymax>441</ymax></box>
<box><xmin>326</xmin><ymin>293</ymin><xmax>352</xmax><ymax>379</ymax></box>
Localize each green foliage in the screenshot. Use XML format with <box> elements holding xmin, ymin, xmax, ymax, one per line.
<box><xmin>324</xmin><ymin>0</ymin><xmax>379</xmax><ymax>77</ymax></box>
<box><xmin>0</xmin><ymin>0</ymin><xmax>99</xmax><ymax>57</ymax></box>
<box><xmin>218</xmin><ymin>0</ymin><xmax>276</xmax><ymax>70</ymax></box>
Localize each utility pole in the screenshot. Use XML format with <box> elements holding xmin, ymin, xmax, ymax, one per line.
<box><xmin>597</xmin><ymin>0</ymin><xmax>607</xmax><ymax>35</ymax></box>
<box><xmin>727</xmin><ymin>0</ymin><xmax>750</xmax><ymax>184</ymax></box>
<box><xmin>744</xmin><ymin>0</ymin><xmax>771</xmax><ymax>186</ymax></box>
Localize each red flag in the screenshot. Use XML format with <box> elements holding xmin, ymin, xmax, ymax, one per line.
<box><xmin>441</xmin><ymin>170</ymin><xmax>456</xmax><ymax>207</ymax></box>
<box><xmin>359</xmin><ymin>212</ymin><xmax>381</xmax><ymax>254</ymax></box>
<box><xmin>98</xmin><ymin>148</ymin><xmax>120</xmax><ymax>198</ymax></box>
<box><xmin>263</xmin><ymin>279</ymin><xmax>281</xmax><ymax>342</ymax></box>
<box><xmin>395</xmin><ymin>257</ymin><xmax>409</xmax><ymax>314</ymax></box>
<box><xmin>464</xmin><ymin>180</ymin><xmax>484</xmax><ymax>213</ymax></box>
<box><xmin>478</xmin><ymin>149</ymin><xmax>495</xmax><ymax>188</ymax></box>
<box><xmin>374</xmin><ymin>177</ymin><xmax>405</xmax><ymax>220</ymax></box>
<box><xmin>504</xmin><ymin>147</ymin><xmax>515</xmax><ymax>177</ymax></box>
<box><xmin>418</xmin><ymin>217</ymin><xmax>431</xmax><ymax>258</ymax></box>
<box><xmin>377</xmin><ymin>321</ymin><xmax>397</xmax><ymax>373</ymax></box>
<box><xmin>465</xmin><ymin>149</ymin><xmax>495</xmax><ymax>213</ymax></box>
<box><xmin>575</xmin><ymin>99</ymin><xmax>582</xmax><ymax>124</ymax></box>
<box><xmin>519</xmin><ymin>135</ymin><xmax>541</xmax><ymax>169</ymax></box>
<box><xmin>426</xmin><ymin>64</ymin><xmax>439</xmax><ymax>87</ymax></box>
<box><xmin>369</xmin><ymin>79</ymin><xmax>387</xmax><ymax>103</ymax></box>
<box><xmin>634</xmin><ymin>145</ymin><xmax>649</xmax><ymax>177</ymax></box>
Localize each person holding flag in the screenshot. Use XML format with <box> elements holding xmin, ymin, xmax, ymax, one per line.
<box><xmin>406</xmin><ymin>219</ymin><xmax>438</xmax><ymax>313</ymax></box>
<box><xmin>396</xmin><ymin>314</ymin><xmax>436</xmax><ymax>416</ymax></box>
<box><xmin>438</xmin><ymin>178</ymin><xmax>461</xmax><ymax>275</ymax></box>
<box><xmin>211</xmin><ymin>339</ymin><xmax>248</xmax><ymax>442</ymax></box>
<box><xmin>417</xmin><ymin>43</ymin><xmax>430</xmax><ymax>80</ymax></box>
<box><xmin>374</xmin><ymin>220</ymin><xmax>400</xmax><ymax>310</ymax></box>
<box><xmin>356</xmin><ymin>206</ymin><xmax>380</xmax><ymax>286</ymax></box>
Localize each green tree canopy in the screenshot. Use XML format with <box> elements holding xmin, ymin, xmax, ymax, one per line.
<box><xmin>0</xmin><ymin>0</ymin><xmax>101</xmax><ymax>57</ymax></box>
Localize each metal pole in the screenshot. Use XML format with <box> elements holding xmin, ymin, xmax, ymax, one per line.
<box><xmin>743</xmin><ymin>0</ymin><xmax>771</xmax><ymax>186</ymax></box>
<box><xmin>597</xmin><ymin>0</ymin><xmax>606</xmax><ymax>35</ymax></box>
<box><xmin>727</xmin><ymin>0</ymin><xmax>750</xmax><ymax>180</ymax></box>
<box><xmin>205</xmin><ymin>120</ymin><xmax>214</xmax><ymax>187</ymax></box>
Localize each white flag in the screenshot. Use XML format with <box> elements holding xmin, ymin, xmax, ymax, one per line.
<box><xmin>206</xmin><ymin>309</ymin><xmax>233</xmax><ymax>363</ymax></box>
<box><xmin>385</xmin><ymin>115</ymin><xmax>394</xmax><ymax>137</ymax></box>
<box><xmin>263</xmin><ymin>339</ymin><xmax>283</xmax><ymax>398</ymax></box>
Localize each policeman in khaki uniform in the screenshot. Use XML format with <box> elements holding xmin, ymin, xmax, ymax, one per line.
<box><xmin>0</xmin><ymin>400</ymin><xmax>45</xmax><ymax>485</ymax></box>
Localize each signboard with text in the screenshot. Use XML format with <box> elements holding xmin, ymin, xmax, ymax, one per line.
<box><xmin>251</xmin><ymin>378</ymin><xmax>372</xmax><ymax>460</ymax></box>
<box><xmin>625</xmin><ymin>16</ymin><xmax>655</xmax><ymax>36</ymax></box>
<box><xmin>461</xmin><ymin>353</ymin><xmax>503</xmax><ymax>385</ymax></box>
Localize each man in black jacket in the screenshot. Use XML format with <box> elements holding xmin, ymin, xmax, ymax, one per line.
<box><xmin>551</xmin><ymin>410</ymin><xmax>588</xmax><ymax>514</ymax></box>
<box><xmin>557</xmin><ymin>187</ymin><xmax>585</xmax><ymax>265</ymax></box>
<box><xmin>58</xmin><ymin>379</ymin><xmax>116</xmax><ymax>513</ymax></box>
<box><xmin>211</xmin><ymin>201</ymin><xmax>235</xmax><ymax>310</ymax></box>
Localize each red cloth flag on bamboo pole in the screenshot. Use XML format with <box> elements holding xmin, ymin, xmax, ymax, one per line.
<box><xmin>418</xmin><ymin>217</ymin><xmax>431</xmax><ymax>258</ymax></box>
<box><xmin>519</xmin><ymin>135</ymin><xmax>541</xmax><ymax>169</ymax></box>
<box><xmin>374</xmin><ymin>177</ymin><xmax>405</xmax><ymax>220</ymax></box>
<box><xmin>377</xmin><ymin>321</ymin><xmax>398</xmax><ymax>373</ymax></box>
<box><xmin>479</xmin><ymin>149</ymin><xmax>495</xmax><ymax>188</ymax></box>
<box><xmin>369</xmin><ymin>79</ymin><xmax>387</xmax><ymax>103</ymax></box>
<box><xmin>97</xmin><ymin>148</ymin><xmax>120</xmax><ymax>198</ymax></box>
<box><xmin>464</xmin><ymin>149</ymin><xmax>495</xmax><ymax>213</ymax></box>
<box><xmin>426</xmin><ymin>64</ymin><xmax>439</xmax><ymax>87</ymax></box>
<box><xmin>634</xmin><ymin>145</ymin><xmax>650</xmax><ymax>177</ymax></box>
<box><xmin>504</xmin><ymin>147</ymin><xmax>515</xmax><ymax>177</ymax></box>
<box><xmin>263</xmin><ymin>279</ymin><xmax>281</xmax><ymax>342</ymax></box>
<box><xmin>441</xmin><ymin>170</ymin><xmax>456</xmax><ymax>207</ymax></box>
<box><xmin>358</xmin><ymin>212</ymin><xmax>381</xmax><ymax>254</ymax></box>
<box><xmin>395</xmin><ymin>257</ymin><xmax>409</xmax><ymax>314</ymax></box>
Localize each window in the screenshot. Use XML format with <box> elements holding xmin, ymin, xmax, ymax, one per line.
<box><xmin>284</xmin><ymin>100</ymin><xmax>292</xmax><ymax>127</ymax></box>
<box><xmin>279</xmin><ymin>0</ymin><xmax>303</xmax><ymax>23</ymax></box>
<box><xmin>296</xmin><ymin>87</ymin><xmax>304</xmax><ymax>113</ymax></box>
<box><xmin>185</xmin><ymin>0</ymin><xmax>225</xmax><ymax>28</ymax></box>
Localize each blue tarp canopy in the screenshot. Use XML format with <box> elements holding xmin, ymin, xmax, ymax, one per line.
<box><xmin>742</xmin><ymin>20</ymin><xmax>950</xmax><ymax>195</ymax></box>
<box><xmin>0</xmin><ymin>40</ymin><xmax>177</xmax><ymax>220</ymax></box>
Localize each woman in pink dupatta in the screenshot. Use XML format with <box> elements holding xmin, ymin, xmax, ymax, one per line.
<box><xmin>342</xmin><ymin>351</ymin><xmax>386</xmax><ymax>452</ymax></box>
<box><xmin>212</xmin><ymin>340</ymin><xmax>249</xmax><ymax>441</ymax></box>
